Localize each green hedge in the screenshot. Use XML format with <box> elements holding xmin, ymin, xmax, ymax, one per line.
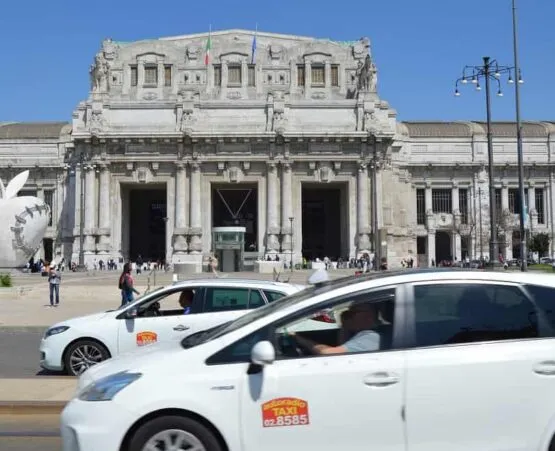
<box><xmin>0</xmin><ymin>273</ymin><xmax>12</xmax><ymax>287</ymax></box>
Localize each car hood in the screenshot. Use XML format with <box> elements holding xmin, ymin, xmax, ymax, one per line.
<box><xmin>77</xmin><ymin>339</ymin><xmax>187</xmax><ymax>389</ymax></box>
<box><xmin>48</xmin><ymin>311</ymin><xmax>111</xmax><ymax>331</ymax></box>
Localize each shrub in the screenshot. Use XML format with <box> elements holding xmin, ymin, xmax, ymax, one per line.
<box><xmin>0</xmin><ymin>273</ymin><xmax>12</xmax><ymax>287</ymax></box>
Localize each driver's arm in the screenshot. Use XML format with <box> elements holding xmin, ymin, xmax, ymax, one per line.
<box><xmin>291</xmin><ymin>333</ymin><xmax>347</xmax><ymax>355</ymax></box>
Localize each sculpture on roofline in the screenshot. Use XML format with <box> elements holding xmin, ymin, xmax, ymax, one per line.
<box><xmin>0</xmin><ymin>171</ymin><xmax>50</xmax><ymax>268</ymax></box>
<box><xmin>90</xmin><ymin>53</ymin><xmax>110</xmax><ymax>93</ymax></box>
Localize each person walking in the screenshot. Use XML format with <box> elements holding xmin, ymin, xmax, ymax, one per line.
<box><xmin>118</xmin><ymin>262</ymin><xmax>140</xmax><ymax>306</ymax></box>
<box><xmin>48</xmin><ymin>266</ymin><xmax>61</xmax><ymax>307</ymax></box>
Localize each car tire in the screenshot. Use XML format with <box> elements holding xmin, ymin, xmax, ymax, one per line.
<box><xmin>63</xmin><ymin>339</ymin><xmax>110</xmax><ymax>376</ymax></box>
<box><xmin>129</xmin><ymin>415</ymin><xmax>222</xmax><ymax>451</ymax></box>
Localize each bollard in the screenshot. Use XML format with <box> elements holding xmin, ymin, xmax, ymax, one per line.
<box><xmin>172</xmin><ymin>273</ymin><xmax>178</xmax><ymax>283</ymax></box>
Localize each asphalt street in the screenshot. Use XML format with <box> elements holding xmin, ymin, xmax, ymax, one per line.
<box><xmin>0</xmin><ymin>414</ymin><xmax>60</xmax><ymax>451</ymax></box>
<box><xmin>0</xmin><ymin>330</ymin><xmax>67</xmax><ymax>378</ymax></box>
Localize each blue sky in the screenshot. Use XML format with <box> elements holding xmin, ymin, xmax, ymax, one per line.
<box><xmin>0</xmin><ymin>0</ymin><xmax>552</xmax><ymax>122</ymax></box>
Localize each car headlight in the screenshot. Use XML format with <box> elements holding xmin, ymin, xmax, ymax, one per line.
<box><xmin>44</xmin><ymin>326</ymin><xmax>70</xmax><ymax>338</ymax></box>
<box><xmin>77</xmin><ymin>371</ymin><xmax>142</xmax><ymax>402</ymax></box>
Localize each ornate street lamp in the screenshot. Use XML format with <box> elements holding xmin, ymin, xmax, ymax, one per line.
<box><xmin>454</xmin><ymin>57</ymin><xmax>524</xmax><ymax>268</ymax></box>
<box><xmin>289</xmin><ymin>216</ymin><xmax>294</xmax><ymax>272</ymax></box>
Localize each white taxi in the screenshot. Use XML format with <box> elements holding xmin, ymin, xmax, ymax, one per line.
<box><xmin>62</xmin><ymin>268</ymin><xmax>555</xmax><ymax>451</ymax></box>
<box><xmin>40</xmin><ymin>278</ymin><xmax>303</xmax><ymax>376</ymax></box>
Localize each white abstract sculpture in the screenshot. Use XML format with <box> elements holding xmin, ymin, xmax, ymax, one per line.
<box><xmin>0</xmin><ymin>170</ymin><xmax>50</xmax><ymax>268</ymax></box>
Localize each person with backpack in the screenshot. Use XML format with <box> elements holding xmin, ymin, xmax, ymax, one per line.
<box><xmin>119</xmin><ymin>262</ymin><xmax>140</xmax><ymax>306</ymax></box>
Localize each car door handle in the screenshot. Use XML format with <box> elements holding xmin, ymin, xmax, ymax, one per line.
<box><xmin>533</xmin><ymin>361</ymin><xmax>555</xmax><ymax>376</ymax></box>
<box><xmin>363</xmin><ymin>372</ymin><xmax>400</xmax><ymax>387</ymax></box>
<box><xmin>173</xmin><ymin>325</ymin><xmax>190</xmax><ymax>332</ymax></box>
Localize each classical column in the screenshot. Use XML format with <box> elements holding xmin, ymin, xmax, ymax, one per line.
<box><xmin>451</xmin><ymin>184</ymin><xmax>461</xmax><ymax>261</ymax></box>
<box><xmin>501</xmin><ymin>183</ymin><xmax>509</xmax><ymax>211</ymax></box>
<box><xmin>324</xmin><ymin>61</ymin><xmax>331</xmax><ymax>89</ymax></box>
<box><xmin>97</xmin><ymin>164</ymin><xmax>111</xmax><ymax>253</ymax></box>
<box><xmin>357</xmin><ymin>163</ymin><xmax>371</xmax><ymax>253</ymax></box>
<box><xmin>280</xmin><ymin>162</ymin><xmax>293</xmax><ymax>251</ymax></box>
<box><xmin>174</xmin><ymin>162</ymin><xmax>188</xmax><ymax>253</ymax></box>
<box><xmin>528</xmin><ymin>183</ymin><xmax>537</xmax><ymax>229</ymax></box>
<box><xmin>189</xmin><ymin>162</ymin><xmax>202</xmax><ymax>253</ymax></box>
<box><xmin>304</xmin><ymin>62</ymin><xmax>311</xmax><ymax>99</ymax></box>
<box><xmin>427</xmin><ymin>231</ymin><xmax>436</xmax><ymax>267</ymax></box>
<box><xmin>84</xmin><ymin>166</ymin><xmax>96</xmax><ymax>252</ymax></box>
<box><xmin>424</xmin><ymin>183</ymin><xmax>432</xmax><ymax>214</ymax></box>
<box><xmin>266</xmin><ymin>162</ymin><xmax>280</xmax><ymax>253</ymax></box>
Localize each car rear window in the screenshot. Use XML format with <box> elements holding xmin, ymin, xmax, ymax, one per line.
<box><xmin>524</xmin><ymin>284</ymin><xmax>555</xmax><ymax>329</ymax></box>
<box><xmin>264</xmin><ymin>290</ymin><xmax>286</xmax><ymax>302</ymax></box>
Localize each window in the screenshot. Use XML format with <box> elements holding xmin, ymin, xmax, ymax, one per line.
<box><xmin>144</xmin><ymin>66</ymin><xmax>158</xmax><ymax>85</ymax></box>
<box><xmin>130</xmin><ymin>65</ymin><xmax>138</xmax><ymax>87</ymax></box>
<box><xmin>264</xmin><ymin>290</ymin><xmax>286</xmax><ymax>303</ymax></box>
<box><xmin>206</xmin><ymin>288</ymin><xmax>396</xmax><ymax>365</ymax></box>
<box><xmin>18</xmin><ymin>190</ymin><xmax>37</xmax><ymax>197</ymax></box>
<box><xmin>164</xmin><ymin>65</ymin><xmax>172</xmax><ymax>87</ymax></box>
<box><xmin>133</xmin><ymin>288</ymin><xmax>200</xmax><ymax>318</ymax></box>
<box><xmin>228</xmin><ymin>65</ymin><xmax>241</xmax><ymax>85</ymax></box>
<box><xmin>524</xmin><ymin>284</ymin><xmax>555</xmax><ymax>331</ymax></box>
<box><xmin>249</xmin><ymin>290</ymin><xmax>266</xmax><ymax>309</ymax></box>
<box><xmin>247</xmin><ymin>65</ymin><xmax>256</xmax><ymax>87</ymax></box>
<box><xmin>44</xmin><ymin>190</ymin><xmax>53</xmax><ymax>226</ymax></box>
<box><xmin>413</xmin><ymin>283</ymin><xmax>539</xmax><ymax>348</ymax></box>
<box><xmin>431</xmin><ymin>189</ymin><xmax>451</xmax><ymax>213</ymax></box>
<box><xmin>458</xmin><ymin>189</ymin><xmax>468</xmax><ymax>224</ymax></box>
<box><xmin>509</xmin><ymin>188</ymin><xmax>528</xmax><ymax>214</ymax></box>
<box><xmin>297</xmin><ymin>65</ymin><xmax>305</xmax><ymax>86</ymax></box>
<box><xmin>331</xmin><ymin>65</ymin><xmax>339</xmax><ymax>87</ymax></box>
<box><xmin>203</xmin><ymin>287</ymin><xmax>256</xmax><ymax>312</ymax></box>
<box><xmin>311</xmin><ymin>65</ymin><xmax>325</xmax><ymax>86</ymax></box>
<box><xmin>213</xmin><ymin>65</ymin><xmax>221</xmax><ymax>86</ymax></box>
<box><xmin>535</xmin><ymin>189</ymin><xmax>545</xmax><ymax>224</ymax></box>
<box><xmin>416</xmin><ymin>188</ymin><xmax>426</xmax><ymax>225</ymax></box>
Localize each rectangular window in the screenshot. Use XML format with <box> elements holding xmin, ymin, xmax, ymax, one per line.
<box><xmin>228</xmin><ymin>65</ymin><xmax>242</xmax><ymax>86</ymax></box>
<box><xmin>203</xmin><ymin>287</ymin><xmax>250</xmax><ymax>312</ymax></box>
<box><xmin>164</xmin><ymin>65</ymin><xmax>172</xmax><ymax>87</ymax></box>
<box><xmin>144</xmin><ymin>66</ymin><xmax>158</xmax><ymax>85</ymax></box>
<box><xmin>535</xmin><ymin>188</ymin><xmax>545</xmax><ymax>224</ymax></box>
<box><xmin>297</xmin><ymin>65</ymin><xmax>305</xmax><ymax>86</ymax></box>
<box><xmin>247</xmin><ymin>65</ymin><xmax>256</xmax><ymax>87</ymax></box>
<box><xmin>44</xmin><ymin>190</ymin><xmax>53</xmax><ymax>226</ymax></box>
<box><xmin>509</xmin><ymin>188</ymin><xmax>528</xmax><ymax>214</ymax></box>
<box><xmin>130</xmin><ymin>65</ymin><xmax>138</xmax><ymax>87</ymax></box>
<box><xmin>18</xmin><ymin>190</ymin><xmax>37</xmax><ymax>197</ymax></box>
<box><xmin>431</xmin><ymin>189</ymin><xmax>451</xmax><ymax>213</ymax></box>
<box><xmin>331</xmin><ymin>65</ymin><xmax>339</xmax><ymax>87</ymax></box>
<box><xmin>458</xmin><ymin>189</ymin><xmax>468</xmax><ymax>224</ymax></box>
<box><xmin>311</xmin><ymin>65</ymin><xmax>325</xmax><ymax>86</ymax></box>
<box><xmin>416</xmin><ymin>188</ymin><xmax>426</xmax><ymax>225</ymax></box>
<box><xmin>213</xmin><ymin>65</ymin><xmax>222</xmax><ymax>86</ymax></box>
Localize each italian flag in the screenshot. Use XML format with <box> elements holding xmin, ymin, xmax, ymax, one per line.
<box><xmin>204</xmin><ymin>31</ymin><xmax>212</xmax><ymax>65</ymax></box>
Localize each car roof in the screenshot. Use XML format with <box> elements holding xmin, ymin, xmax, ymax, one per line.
<box><xmin>309</xmin><ymin>268</ymin><xmax>555</xmax><ymax>293</ymax></box>
<box><xmin>170</xmin><ymin>278</ymin><xmax>303</xmax><ymax>290</ymax></box>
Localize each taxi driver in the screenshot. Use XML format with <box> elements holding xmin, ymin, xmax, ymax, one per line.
<box><xmin>289</xmin><ymin>302</ymin><xmax>380</xmax><ymax>355</ymax></box>
<box><xmin>178</xmin><ymin>290</ymin><xmax>194</xmax><ymax>314</ymax></box>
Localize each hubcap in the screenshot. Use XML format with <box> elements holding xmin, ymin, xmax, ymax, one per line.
<box><xmin>69</xmin><ymin>344</ymin><xmax>104</xmax><ymax>375</ymax></box>
<box><xmin>142</xmin><ymin>429</ymin><xmax>206</xmax><ymax>451</ymax></box>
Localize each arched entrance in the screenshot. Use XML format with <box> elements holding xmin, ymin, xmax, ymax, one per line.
<box><xmin>435</xmin><ymin>231</ymin><xmax>452</xmax><ymax>264</ymax></box>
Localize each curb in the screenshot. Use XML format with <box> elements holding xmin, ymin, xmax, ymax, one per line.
<box><xmin>0</xmin><ymin>326</ymin><xmax>46</xmax><ymax>333</ymax></box>
<box><xmin>0</xmin><ymin>401</ymin><xmax>66</xmax><ymax>415</ymax></box>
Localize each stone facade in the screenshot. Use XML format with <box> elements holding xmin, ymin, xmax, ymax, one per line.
<box><xmin>1</xmin><ymin>29</ymin><xmax>554</xmax><ymax>268</ymax></box>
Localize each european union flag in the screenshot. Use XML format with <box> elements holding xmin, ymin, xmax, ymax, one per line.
<box><xmin>251</xmin><ymin>33</ymin><xmax>257</xmax><ymax>64</ymax></box>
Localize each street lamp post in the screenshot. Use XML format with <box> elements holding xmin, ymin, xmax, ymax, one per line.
<box><xmin>78</xmin><ymin>153</ymin><xmax>85</xmax><ymax>269</ymax></box>
<box><xmin>289</xmin><ymin>217</ymin><xmax>294</xmax><ymax>271</ymax></box>
<box><xmin>455</xmin><ymin>57</ymin><xmax>523</xmax><ymax>267</ymax></box>
<box><xmin>512</xmin><ymin>0</ymin><xmax>527</xmax><ymax>271</ymax></box>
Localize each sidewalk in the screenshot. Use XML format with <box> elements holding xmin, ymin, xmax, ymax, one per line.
<box><xmin>0</xmin><ymin>379</ymin><xmax>76</xmax><ymax>414</ymax></box>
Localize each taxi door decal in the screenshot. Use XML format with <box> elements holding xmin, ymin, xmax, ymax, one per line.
<box><xmin>261</xmin><ymin>397</ymin><xmax>310</xmax><ymax>427</ymax></box>
<box><xmin>136</xmin><ymin>331</ymin><xmax>158</xmax><ymax>347</ymax></box>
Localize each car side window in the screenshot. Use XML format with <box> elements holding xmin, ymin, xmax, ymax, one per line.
<box><xmin>413</xmin><ymin>283</ymin><xmax>539</xmax><ymax>348</ymax></box>
<box><xmin>248</xmin><ymin>290</ymin><xmax>266</xmax><ymax>309</ymax></box>
<box><xmin>264</xmin><ymin>290</ymin><xmax>286</xmax><ymax>302</ymax></box>
<box><xmin>206</xmin><ymin>327</ymin><xmax>271</xmax><ymax>365</ymax></box>
<box><xmin>203</xmin><ymin>287</ymin><xmax>250</xmax><ymax>312</ymax></box>
<box><xmin>524</xmin><ymin>284</ymin><xmax>555</xmax><ymax>332</ymax></box>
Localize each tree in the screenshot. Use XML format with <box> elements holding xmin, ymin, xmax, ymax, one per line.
<box><xmin>528</xmin><ymin>232</ymin><xmax>550</xmax><ymax>257</ymax></box>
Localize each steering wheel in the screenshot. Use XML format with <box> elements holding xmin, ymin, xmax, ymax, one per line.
<box><xmin>277</xmin><ymin>333</ymin><xmax>306</xmax><ymax>357</ymax></box>
<box><xmin>143</xmin><ymin>301</ymin><xmax>161</xmax><ymax>317</ymax></box>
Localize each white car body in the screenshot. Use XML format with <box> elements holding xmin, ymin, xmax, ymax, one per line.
<box><xmin>61</xmin><ymin>269</ymin><xmax>555</xmax><ymax>451</ymax></box>
<box><xmin>40</xmin><ymin>278</ymin><xmax>303</xmax><ymax>375</ymax></box>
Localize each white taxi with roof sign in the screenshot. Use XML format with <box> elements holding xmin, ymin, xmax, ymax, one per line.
<box><xmin>61</xmin><ymin>268</ymin><xmax>555</xmax><ymax>451</ymax></box>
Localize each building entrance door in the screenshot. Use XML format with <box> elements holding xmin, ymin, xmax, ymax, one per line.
<box><xmin>212</xmin><ymin>227</ymin><xmax>246</xmax><ymax>272</ymax></box>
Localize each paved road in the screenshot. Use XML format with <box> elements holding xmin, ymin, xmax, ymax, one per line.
<box><xmin>0</xmin><ymin>414</ymin><xmax>60</xmax><ymax>451</ymax></box>
<box><xmin>0</xmin><ymin>330</ymin><xmax>67</xmax><ymax>378</ymax></box>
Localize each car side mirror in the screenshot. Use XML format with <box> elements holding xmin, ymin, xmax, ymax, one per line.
<box><xmin>251</xmin><ymin>341</ymin><xmax>275</xmax><ymax>366</ymax></box>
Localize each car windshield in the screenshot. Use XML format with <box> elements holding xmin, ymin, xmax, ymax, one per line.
<box><xmin>114</xmin><ymin>286</ymin><xmax>166</xmax><ymax>311</ymax></box>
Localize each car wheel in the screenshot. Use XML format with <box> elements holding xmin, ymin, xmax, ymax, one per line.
<box><xmin>63</xmin><ymin>339</ymin><xmax>110</xmax><ymax>376</ymax></box>
<box><xmin>129</xmin><ymin>415</ymin><xmax>222</xmax><ymax>451</ymax></box>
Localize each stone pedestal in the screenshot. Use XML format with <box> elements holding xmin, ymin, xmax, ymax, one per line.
<box><xmin>173</xmin><ymin>254</ymin><xmax>203</xmax><ymax>273</ymax></box>
<box><xmin>254</xmin><ymin>260</ymin><xmax>285</xmax><ymax>274</ymax></box>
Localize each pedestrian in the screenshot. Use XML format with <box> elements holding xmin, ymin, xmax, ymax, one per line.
<box><xmin>209</xmin><ymin>255</ymin><xmax>219</xmax><ymax>277</ymax></box>
<box><xmin>118</xmin><ymin>262</ymin><xmax>140</xmax><ymax>306</ymax></box>
<box><xmin>48</xmin><ymin>265</ymin><xmax>61</xmax><ymax>307</ymax></box>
